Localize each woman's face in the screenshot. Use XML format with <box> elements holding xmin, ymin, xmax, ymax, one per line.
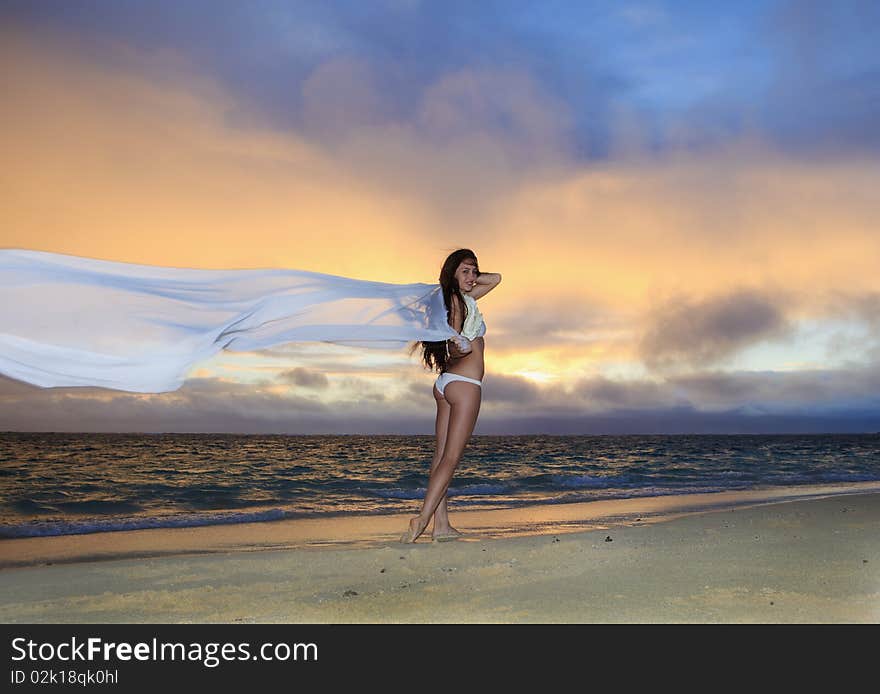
<box><xmin>454</xmin><ymin>259</ymin><xmax>479</xmax><ymax>292</ymax></box>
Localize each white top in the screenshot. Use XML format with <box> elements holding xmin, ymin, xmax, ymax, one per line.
<box><xmin>461</xmin><ymin>294</ymin><xmax>486</xmax><ymax>340</ymax></box>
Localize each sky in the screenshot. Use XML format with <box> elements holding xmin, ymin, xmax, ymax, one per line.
<box><xmin>1</xmin><ymin>0</ymin><xmax>879</xmax><ymax>434</ymax></box>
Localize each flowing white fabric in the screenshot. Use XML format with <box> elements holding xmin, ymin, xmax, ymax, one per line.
<box><xmin>0</xmin><ymin>249</ymin><xmax>459</xmax><ymax>393</ymax></box>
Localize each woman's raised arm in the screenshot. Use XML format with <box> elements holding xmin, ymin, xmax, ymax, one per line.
<box><xmin>468</xmin><ymin>272</ymin><xmax>501</xmax><ymax>300</ymax></box>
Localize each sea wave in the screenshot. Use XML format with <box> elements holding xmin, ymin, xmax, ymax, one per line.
<box><xmin>2</xmin><ymin>432</ymin><xmax>878</xmax><ymax>539</ymax></box>
<box><xmin>0</xmin><ymin>508</ymin><xmax>288</xmax><ymax>539</ymax></box>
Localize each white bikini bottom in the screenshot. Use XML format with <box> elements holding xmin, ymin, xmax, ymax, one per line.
<box><xmin>434</xmin><ymin>372</ymin><xmax>482</xmax><ymax>397</ymax></box>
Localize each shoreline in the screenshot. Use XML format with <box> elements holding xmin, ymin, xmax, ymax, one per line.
<box><xmin>2</xmin><ymin>480</ymin><xmax>879</xmax><ymax>570</ymax></box>
<box><xmin>1</xmin><ymin>481</ymin><xmax>878</xmax><ymax>623</ymax></box>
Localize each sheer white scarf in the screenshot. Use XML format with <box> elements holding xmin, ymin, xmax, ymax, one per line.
<box><xmin>0</xmin><ymin>249</ymin><xmax>459</xmax><ymax>393</ymax></box>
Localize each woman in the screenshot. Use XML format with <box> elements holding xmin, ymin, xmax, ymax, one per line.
<box><xmin>402</xmin><ymin>249</ymin><xmax>501</xmax><ymax>543</ymax></box>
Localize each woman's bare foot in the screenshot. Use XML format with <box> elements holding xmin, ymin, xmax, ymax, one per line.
<box><xmin>432</xmin><ymin>525</ymin><xmax>463</xmax><ymax>542</ymax></box>
<box><xmin>400</xmin><ymin>516</ymin><xmax>428</xmax><ymax>543</ymax></box>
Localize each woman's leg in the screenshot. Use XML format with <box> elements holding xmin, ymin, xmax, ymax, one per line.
<box><xmin>430</xmin><ymin>385</ymin><xmax>458</xmax><ymax>538</ymax></box>
<box><xmin>402</xmin><ymin>381</ymin><xmax>481</xmax><ymax>542</ymax></box>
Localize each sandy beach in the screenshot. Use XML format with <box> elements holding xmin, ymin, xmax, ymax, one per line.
<box><xmin>1</xmin><ymin>482</ymin><xmax>878</xmax><ymax>623</ymax></box>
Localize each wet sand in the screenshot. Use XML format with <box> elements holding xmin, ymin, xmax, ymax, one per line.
<box><xmin>1</xmin><ymin>482</ymin><xmax>878</xmax><ymax>623</ymax></box>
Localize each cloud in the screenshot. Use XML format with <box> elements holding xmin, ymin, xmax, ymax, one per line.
<box><xmin>488</xmin><ymin>302</ymin><xmax>619</xmax><ymax>351</ymax></box>
<box><xmin>0</xmin><ymin>374</ymin><xmax>42</xmax><ymax>399</ymax></box>
<box><xmin>3</xmin><ymin>361</ymin><xmax>880</xmax><ymax>434</ymax></box>
<box><xmin>0</xmin><ymin>24</ymin><xmax>451</xmax><ymax>281</ymax></box>
<box><xmin>5</xmin><ymin>0</ymin><xmax>880</xmax><ymax>160</ymax></box>
<box><xmin>300</xmin><ymin>58</ymin><xmax>390</xmax><ymax>139</ymax></box>
<box><xmin>480</xmin><ymin>362</ymin><xmax>880</xmax><ymax>420</ymax></box>
<box><xmin>0</xmin><ymin>23</ymin><xmax>580</xmax><ymax>270</ymax></box>
<box><xmin>760</xmin><ymin>0</ymin><xmax>880</xmax><ymax>153</ymax></box>
<box><xmin>0</xmin><ymin>375</ymin><xmax>347</xmax><ymax>434</ymax></box>
<box><xmin>638</xmin><ymin>289</ymin><xmax>793</xmax><ymax>370</ymax></box>
<box><xmin>297</xmin><ymin>64</ymin><xmax>577</xmax><ymax>229</ymax></box>
<box><xmin>277</xmin><ymin>367</ymin><xmax>330</xmax><ymax>389</ymax></box>
<box><xmin>417</xmin><ymin>68</ymin><xmax>573</xmax><ymax>157</ymax></box>
<box><xmin>475</xmin><ymin>407</ymin><xmax>880</xmax><ymax>435</ymax></box>
<box><xmin>823</xmin><ymin>290</ymin><xmax>880</xmax><ymax>329</ymax></box>
<box><xmin>668</xmin><ymin>365</ymin><xmax>880</xmax><ymax>412</ymax></box>
<box><xmin>2</xmin><ymin>17</ymin><xmax>880</xmax><ymax>433</ymax></box>
<box><xmin>569</xmin><ymin>375</ymin><xmax>677</xmax><ymax>410</ymax></box>
<box><xmin>481</xmin><ymin>373</ymin><xmax>542</xmax><ymax>404</ymax></box>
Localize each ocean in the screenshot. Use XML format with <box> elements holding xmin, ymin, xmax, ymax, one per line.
<box><xmin>1</xmin><ymin>432</ymin><xmax>878</xmax><ymax>539</ymax></box>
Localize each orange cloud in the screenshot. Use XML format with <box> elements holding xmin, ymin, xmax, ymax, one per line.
<box><xmin>3</xmin><ymin>24</ymin><xmax>880</xmax><ymax>428</ymax></box>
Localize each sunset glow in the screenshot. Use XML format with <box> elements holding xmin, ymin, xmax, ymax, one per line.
<box><xmin>2</xmin><ymin>2</ymin><xmax>878</xmax><ymax>433</ymax></box>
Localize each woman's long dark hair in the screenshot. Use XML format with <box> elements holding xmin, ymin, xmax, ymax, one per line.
<box><xmin>411</xmin><ymin>248</ymin><xmax>479</xmax><ymax>373</ymax></box>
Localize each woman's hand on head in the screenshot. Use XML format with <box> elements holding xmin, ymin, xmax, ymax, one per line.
<box><xmin>467</xmin><ymin>272</ymin><xmax>501</xmax><ymax>300</ymax></box>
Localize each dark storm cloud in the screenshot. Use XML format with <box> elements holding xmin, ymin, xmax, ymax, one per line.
<box><xmin>477</xmin><ymin>362</ymin><xmax>880</xmax><ymax>433</ymax></box>
<box><xmin>0</xmin><ymin>373</ymin><xmax>441</xmax><ymax>434</ymax></box>
<box><xmin>474</xmin><ymin>408</ymin><xmax>880</xmax><ymax>435</ymax></box>
<box><xmin>277</xmin><ymin>367</ymin><xmax>330</xmax><ymax>389</ymax></box>
<box><xmin>490</xmin><ymin>365</ymin><xmax>880</xmax><ymax>415</ymax></box>
<box><xmin>669</xmin><ymin>365</ymin><xmax>880</xmax><ymax>409</ymax></box>
<box><xmin>639</xmin><ymin>289</ymin><xmax>793</xmax><ymax>370</ymax></box>
<box><xmin>481</xmin><ymin>373</ymin><xmax>542</xmax><ymax>404</ymax></box>
<box><xmin>3</xmin><ymin>363</ymin><xmax>879</xmax><ymax>434</ymax></box>
<box><xmin>0</xmin><ymin>375</ymin><xmax>328</xmax><ymax>433</ymax></box>
<box><xmin>569</xmin><ymin>375</ymin><xmax>675</xmax><ymax>410</ymax></box>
